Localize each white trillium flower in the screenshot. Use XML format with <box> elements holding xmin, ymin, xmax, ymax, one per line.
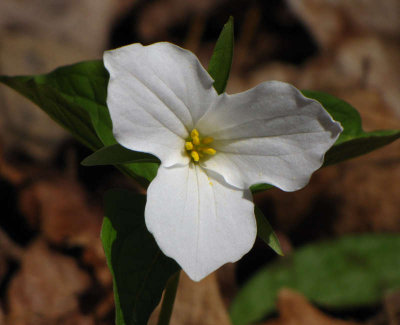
<box><xmin>104</xmin><ymin>42</ymin><xmax>343</xmax><ymax>281</ymax></box>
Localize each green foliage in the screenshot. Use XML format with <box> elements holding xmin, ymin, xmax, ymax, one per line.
<box><xmin>102</xmin><ymin>189</ymin><xmax>179</xmax><ymax>325</ymax></box>
<box><xmin>81</xmin><ymin>144</ymin><xmax>159</xmax><ymax>166</ymax></box>
<box><xmin>230</xmin><ymin>234</ymin><xmax>400</xmax><ymax>325</ymax></box>
<box><xmin>255</xmin><ymin>207</ymin><xmax>282</xmax><ymax>255</ymax></box>
<box><xmin>208</xmin><ymin>16</ymin><xmax>234</xmax><ymax>94</ymax></box>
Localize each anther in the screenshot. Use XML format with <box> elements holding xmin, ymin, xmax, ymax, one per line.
<box><xmin>191</xmin><ymin>129</ymin><xmax>199</xmax><ymax>138</ymax></box>
<box><xmin>185</xmin><ymin>142</ymin><xmax>194</xmax><ymax>150</ymax></box>
<box><xmin>191</xmin><ymin>151</ymin><xmax>200</xmax><ymax>162</ymax></box>
<box><xmin>202</xmin><ymin>148</ymin><xmax>216</xmax><ymax>155</ymax></box>
<box><xmin>192</xmin><ymin>136</ymin><xmax>200</xmax><ymax>145</ymax></box>
<box><xmin>186</xmin><ymin>129</ymin><xmax>216</xmax><ymax>162</ymax></box>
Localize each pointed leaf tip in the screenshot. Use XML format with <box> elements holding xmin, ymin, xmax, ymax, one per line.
<box><xmin>208</xmin><ymin>16</ymin><xmax>234</xmax><ymax>94</ymax></box>
<box><xmin>255</xmin><ymin>207</ymin><xmax>283</xmax><ymax>256</ymax></box>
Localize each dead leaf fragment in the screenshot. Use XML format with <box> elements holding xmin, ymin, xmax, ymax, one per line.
<box><xmin>19</xmin><ymin>177</ymin><xmax>102</xmax><ymax>247</ymax></box>
<box><xmin>7</xmin><ymin>239</ymin><xmax>91</xmax><ymax>325</ymax></box>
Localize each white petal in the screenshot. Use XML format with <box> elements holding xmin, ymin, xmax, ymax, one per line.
<box><xmin>145</xmin><ymin>164</ymin><xmax>256</xmax><ymax>281</ymax></box>
<box><xmin>104</xmin><ymin>42</ymin><xmax>218</xmax><ymax>166</ymax></box>
<box><xmin>197</xmin><ymin>81</ymin><xmax>342</xmax><ymax>191</ymax></box>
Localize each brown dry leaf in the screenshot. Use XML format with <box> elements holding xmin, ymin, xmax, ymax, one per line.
<box><xmin>7</xmin><ymin>239</ymin><xmax>91</xmax><ymax>325</ymax></box>
<box><xmin>18</xmin><ymin>176</ymin><xmax>110</xmax><ymax>286</ymax></box>
<box><xmin>263</xmin><ymin>288</ymin><xmax>362</xmax><ymax>325</ymax></box>
<box><xmin>149</xmin><ymin>272</ymin><xmax>231</xmax><ymax>325</ymax></box>
<box><xmin>19</xmin><ymin>177</ymin><xmax>102</xmax><ymax>247</ymax></box>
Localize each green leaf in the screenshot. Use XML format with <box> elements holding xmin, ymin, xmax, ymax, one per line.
<box><xmin>102</xmin><ymin>189</ymin><xmax>179</xmax><ymax>325</ymax></box>
<box><xmin>255</xmin><ymin>206</ymin><xmax>283</xmax><ymax>255</ymax></box>
<box><xmin>230</xmin><ymin>234</ymin><xmax>400</xmax><ymax>325</ymax></box>
<box><xmin>82</xmin><ymin>144</ymin><xmax>160</xmax><ymax>166</ymax></box>
<box><xmin>208</xmin><ymin>16</ymin><xmax>234</xmax><ymax>94</ymax></box>
<box><xmin>0</xmin><ymin>67</ymin><xmax>104</xmax><ymax>151</ymax></box>
<box><xmin>124</xmin><ymin>162</ymin><xmax>159</xmax><ymax>183</ymax></box>
<box><xmin>302</xmin><ymin>90</ymin><xmax>400</xmax><ymax>166</ymax></box>
<box><xmin>0</xmin><ymin>61</ymin><xmax>159</xmax><ymax>183</ymax></box>
<box><xmin>36</xmin><ymin>60</ymin><xmax>115</xmax><ymax>146</ymax></box>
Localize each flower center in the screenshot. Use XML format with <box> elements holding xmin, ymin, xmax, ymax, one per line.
<box><xmin>185</xmin><ymin>129</ymin><xmax>216</xmax><ymax>162</ymax></box>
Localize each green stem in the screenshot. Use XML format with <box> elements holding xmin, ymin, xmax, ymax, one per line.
<box><xmin>157</xmin><ymin>270</ymin><xmax>180</xmax><ymax>325</ymax></box>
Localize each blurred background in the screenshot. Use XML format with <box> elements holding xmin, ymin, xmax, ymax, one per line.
<box><xmin>0</xmin><ymin>0</ymin><xmax>400</xmax><ymax>324</ymax></box>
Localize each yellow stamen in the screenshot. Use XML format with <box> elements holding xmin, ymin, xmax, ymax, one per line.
<box><xmin>202</xmin><ymin>148</ymin><xmax>216</xmax><ymax>155</ymax></box>
<box><xmin>185</xmin><ymin>142</ymin><xmax>194</xmax><ymax>150</ymax></box>
<box><xmin>191</xmin><ymin>150</ymin><xmax>200</xmax><ymax>162</ymax></box>
<box><xmin>202</xmin><ymin>137</ymin><xmax>214</xmax><ymax>144</ymax></box>
<box><xmin>192</xmin><ymin>136</ymin><xmax>200</xmax><ymax>145</ymax></box>
<box><xmin>191</xmin><ymin>129</ymin><xmax>199</xmax><ymax>138</ymax></box>
<box><xmin>186</xmin><ymin>129</ymin><xmax>216</xmax><ymax>162</ymax></box>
